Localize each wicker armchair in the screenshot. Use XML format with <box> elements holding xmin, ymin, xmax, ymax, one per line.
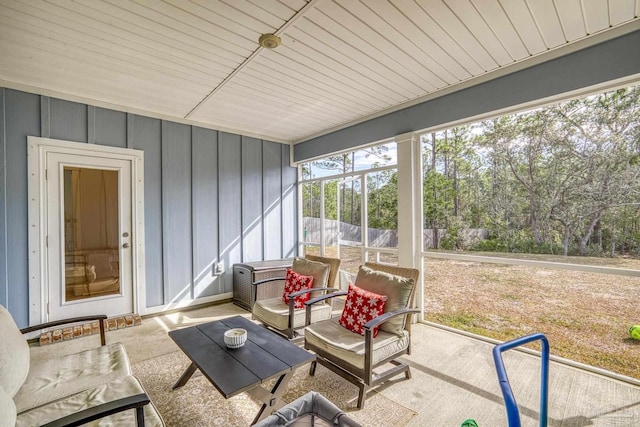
<box><xmin>252</xmin><ymin>255</ymin><xmax>341</xmax><ymax>339</ymax></box>
<box><xmin>303</xmin><ymin>262</ymin><xmax>419</xmax><ymax>409</ymax></box>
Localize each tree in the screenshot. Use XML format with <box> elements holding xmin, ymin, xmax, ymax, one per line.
<box><xmin>472</xmin><ymin>85</ymin><xmax>640</xmax><ymax>255</ymax></box>
<box><xmin>367</xmin><ymin>170</ymin><xmax>398</xmax><ymax>230</ymax></box>
<box><xmin>545</xmin><ymin>88</ymin><xmax>640</xmax><ymax>255</ymax></box>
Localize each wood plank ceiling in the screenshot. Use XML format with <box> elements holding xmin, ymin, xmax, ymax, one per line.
<box><xmin>0</xmin><ymin>0</ymin><xmax>638</xmax><ymax>143</ymax></box>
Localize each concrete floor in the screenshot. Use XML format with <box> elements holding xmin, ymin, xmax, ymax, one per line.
<box><xmin>30</xmin><ymin>302</ymin><xmax>640</xmax><ymax>426</ymax></box>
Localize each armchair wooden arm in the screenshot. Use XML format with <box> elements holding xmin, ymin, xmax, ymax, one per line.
<box><xmin>363</xmin><ymin>308</ymin><xmax>420</xmax><ymax>331</ymax></box>
<box><xmin>304</xmin><ymin>290</ymin><xmax>348</xmax><ymax>326</ymax></box>
<box><xmin>40</xmin><ymin>393</ymin><xmax>150</xmax><ymax>427</ymax></box>
<box><xmin>304</xmin><ymin>290</ymin><xmax>347</xmax><ymax>307</ymax></box>
<box><xmin>20</xmin><ymin>315</ymin><xmax>108</xmax><ymax>346</ymax></box>
<box><xmin>287</xmin><ymin>287</ymin><xmax>337</xmax><ymax>299</ymax></box>
<box><xmin>285</xmin><ymin>287</ymin><xmax>338</xmax><ymax>332</ymax></box>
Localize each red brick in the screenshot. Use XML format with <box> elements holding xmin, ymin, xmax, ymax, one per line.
<box><xmin>124</xmin><ymin>315</ymin><xmax>134</xmax><ymax>327</ymax></box>
<box><xmin>91</xmin><ymin>321</ymin><xmax>100</xmax><ymax>335</ymax></box>
<box><xmin>62</xmin><ymin>327</ymin><xmax>73</xmax><ymax>341</ymax></box>
<box><xmin>39</xmin><ymin>332</ymin><xmax>51</xmax><ymax>346</ymax></box>
<box><xmin>34</xmin><ymin>312</ymin><xmax>144</xmax><ymax>347</ymax></box>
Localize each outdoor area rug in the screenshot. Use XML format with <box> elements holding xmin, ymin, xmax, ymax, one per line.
<box><xmin>133</xmin><ymin>350</ymin><xmax>417</xmax><ymax>427</ymax></box>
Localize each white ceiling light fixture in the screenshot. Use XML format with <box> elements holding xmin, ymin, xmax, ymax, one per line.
<box><xmin>259</xmin><ymin>34</ymin><xmax>282</xmax><ymax>49</ymax></box>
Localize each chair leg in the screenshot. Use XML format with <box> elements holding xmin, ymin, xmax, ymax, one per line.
<box><xmin>405</xmin><ymin>366</ymin><xmax>412</xmax><ymax>379</ymax></box>
<box><xmin>357</xmin><ymin>383</ymin><xmax>367</xmax><ymax>409</ymax></box>
<box><xmin>309</xmin><ymin>360</ymin><xmax>317</xmax><ymax>376</ymax></box>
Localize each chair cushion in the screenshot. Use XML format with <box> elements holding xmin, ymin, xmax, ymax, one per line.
<box><xmin>293</xmin><ymin>258</ymin><xmax>330</xmax><ymax>289</ymax></box>
<box><xmin>305</xmin><ymin>319</ymin><xmax>409</xmax><ymax>370</ymax></box>
<box><xmin>339</xmin><ymin>283</ymin><xmax>387</xmax><ymax>337</ymax></box>
<box><xmin>14</xmin><ymin>342</ymin><xmax>131</xmax><ymax>413</ymax></box>
<box><xmin>0</xmin><ymin>385</ymin><xmax>16</xmax><ymax>427</ymax></box>
<box><xmin>354</xmin><ymin>266</ymin><xmax>414</xmax><ymax>335</ymax></box>
<box><xmin>282</xmin><ymin>268</ymin><xmax>314</xmax><ymax>309</ymax></box>
<box><xmin>0</xmin><ymin>304</ymin><xmax>30</xmax><ymax>397</ymax></box>
<box><xmin>16</xmin><ymin>376</ymin><xmax>164</xmax><ymax>427</ymax></box>
<box><xmin>305</xmin><ymin>255</ymin><xmax>341</xmax><ymax>288</ymax></box>
<box><xmin>254</xmin><ymin>297</ymin><xmax>332</xmax><ymax>331</ymax></box>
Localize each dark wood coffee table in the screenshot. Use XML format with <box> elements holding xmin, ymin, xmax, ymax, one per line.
<box><xmin>168</xmin><ymin>315</ymin><xmax>315</xmax><ymax>425</ymax></box>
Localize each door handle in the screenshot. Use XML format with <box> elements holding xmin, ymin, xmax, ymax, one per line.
<box><xmin>122</xmin><ymin>243</ymin><xmax>130</xmax><ymax>249</ymax></box>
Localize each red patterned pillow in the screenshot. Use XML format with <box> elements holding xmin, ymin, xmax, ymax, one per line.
<box><xmin>339</xmin><ymin>283</ymin><xmax>387</xmax><ymax>337</ymax></box>
<box><xmin>282</xmin><ymin>268</ymin><xmax>314</xmax><ymax>309</ymax></box>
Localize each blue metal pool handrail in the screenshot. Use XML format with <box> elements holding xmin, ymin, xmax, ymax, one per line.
<box><xmin>492</xmin><ymin>333</ymin><xmax>549</xmax><ymax>427</ymax></box>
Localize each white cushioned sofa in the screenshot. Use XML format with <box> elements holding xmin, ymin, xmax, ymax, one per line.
<box><xmin>0</xmin><ymin>304</ymin><xmax>163</xmax><ymax>427</ymax></box>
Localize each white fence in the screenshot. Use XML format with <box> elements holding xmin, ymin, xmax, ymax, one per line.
<box><xmin>302</xmin><ymin>217</ymin><xmax>487</xmax><ymax>249</ymax></box>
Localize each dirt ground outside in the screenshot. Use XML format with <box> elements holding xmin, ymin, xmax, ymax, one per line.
<box><xmin>424</xmin><ymin>256</ymin><xmax>640</xmax><ymax>380</ymax></box>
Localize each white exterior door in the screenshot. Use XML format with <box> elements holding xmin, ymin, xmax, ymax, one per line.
<box><xmin>28</xmin><ymin>136</ymin><xmax>146</xmax><ymax>324</ymax></box>
<box><xmin>46</xmin><ymin>152</ymin><xmax>134</xmax><ymax>319</ymax></box>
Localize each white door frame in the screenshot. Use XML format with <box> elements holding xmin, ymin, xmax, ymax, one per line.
<box><xmin>27</xmin><ymin>136</ymin><xmax>146</xmax><ymax>325</ymax></box>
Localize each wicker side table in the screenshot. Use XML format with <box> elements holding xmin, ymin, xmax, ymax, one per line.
<box><xmin>232</xmin><ymin>258</ymin><xmax>293</xmax><ymax>310</ymax></box>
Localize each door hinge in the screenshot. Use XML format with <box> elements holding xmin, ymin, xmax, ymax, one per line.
<box><xmin>45</xmin><ymin>169</ymin><xmax>48</xmax><ymax>180</ymax></box>
<box><xmin>46</xmin><ymin>235</ymin><xmax>48</xmax><ymax>247</ymax></box>
<box><xmin>46</xmin><ymin>303</ymin><xmax>49</xmax><ymax>315</ymax></box>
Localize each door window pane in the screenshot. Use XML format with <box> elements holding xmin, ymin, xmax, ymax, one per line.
<box><xmin>64</xmin><ymin>167</ymin><xmax>120</xmax><ymax>302</ymax></box>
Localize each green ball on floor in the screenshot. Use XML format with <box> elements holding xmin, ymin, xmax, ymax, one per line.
<box><xmin>629</xmin><ymin>325</ymin><xmax>640</xmax><ymax>340</ymax></box>
<box><xmin>461</xmin><ymin>419</ymin><xmax>478</xmax><ymax>427</ymax></box>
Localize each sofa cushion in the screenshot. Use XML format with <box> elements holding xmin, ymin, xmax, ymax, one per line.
<box><xmin>0</xmin><ymin>304</ymin><xmax>30</xmax><ymax>397</ymax></box>
<box><xmin>292</xmin><ymin>258</ymin><xmax>330</xmax><ymax>289</ymax></box>
<box><xmin>14</xmin><ymin>342</ymin><xmax>131</xmax><ymax>413</ymax></box>
<box><xmin>253</xmin><ymin>297</ymin><xmax>332</xmax><ymax>331</ymax></box>
<box><xmin>354</xmin><ymin>266</ymin><xmax>414</xmax><ymax>335</ymax></box>
<box><xmin>305</xmin><ymin>319</ymin><xmax>409</xmax><ymax>370</ymax></box>
<box><xmin>16</xmin><ymin>376</ymin><xmax>164</xmax><ymax>427</ymax></box>
<box><xmin>0</xmin><ymin>385</ymin><xmax>16</xmax><ymax>427</ymax></box>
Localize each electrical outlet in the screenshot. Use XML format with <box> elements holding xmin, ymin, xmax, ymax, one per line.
<box><xmin>213</xmin><ymin>261</ymin><xmax>225</xmax><ymax>275</ymax></box>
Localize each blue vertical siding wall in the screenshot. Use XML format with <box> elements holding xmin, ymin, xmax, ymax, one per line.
<box><xmin>263</xmin><ymin>141</ymin><xmax>284</xmax><ymax>260</ymax></box>
<box><xmin>0</xmin><ymin>88</ymin><xmax>298</xmax><ymax>327</ymax></box>
<box><xmin>192</xmin><ymin>127</ymin><xmax>219</xmax><ymax>299</ymax></box>
<box><xmin>0</xmin><ymin>89</ymin><xmax>5</xmax><ymax>315</ymax></box>
<box><xmin>161</xmin><ymin>122</ymin><xmax>193</xmax><ymax>303</ymax></box>
<box><xmin>242</xmin><ymin>137</ymin><xmax>263</xmax><ymax>263</ymax></box>
<box><xmin>3</xmin><ymin>90</ymin><xmax>39</xmax><ymax>325</ymax></box>
<box><xmin>218</xmin><ymin>132</ymin><xmax>242</xmax><ymax>294</ymax></box>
